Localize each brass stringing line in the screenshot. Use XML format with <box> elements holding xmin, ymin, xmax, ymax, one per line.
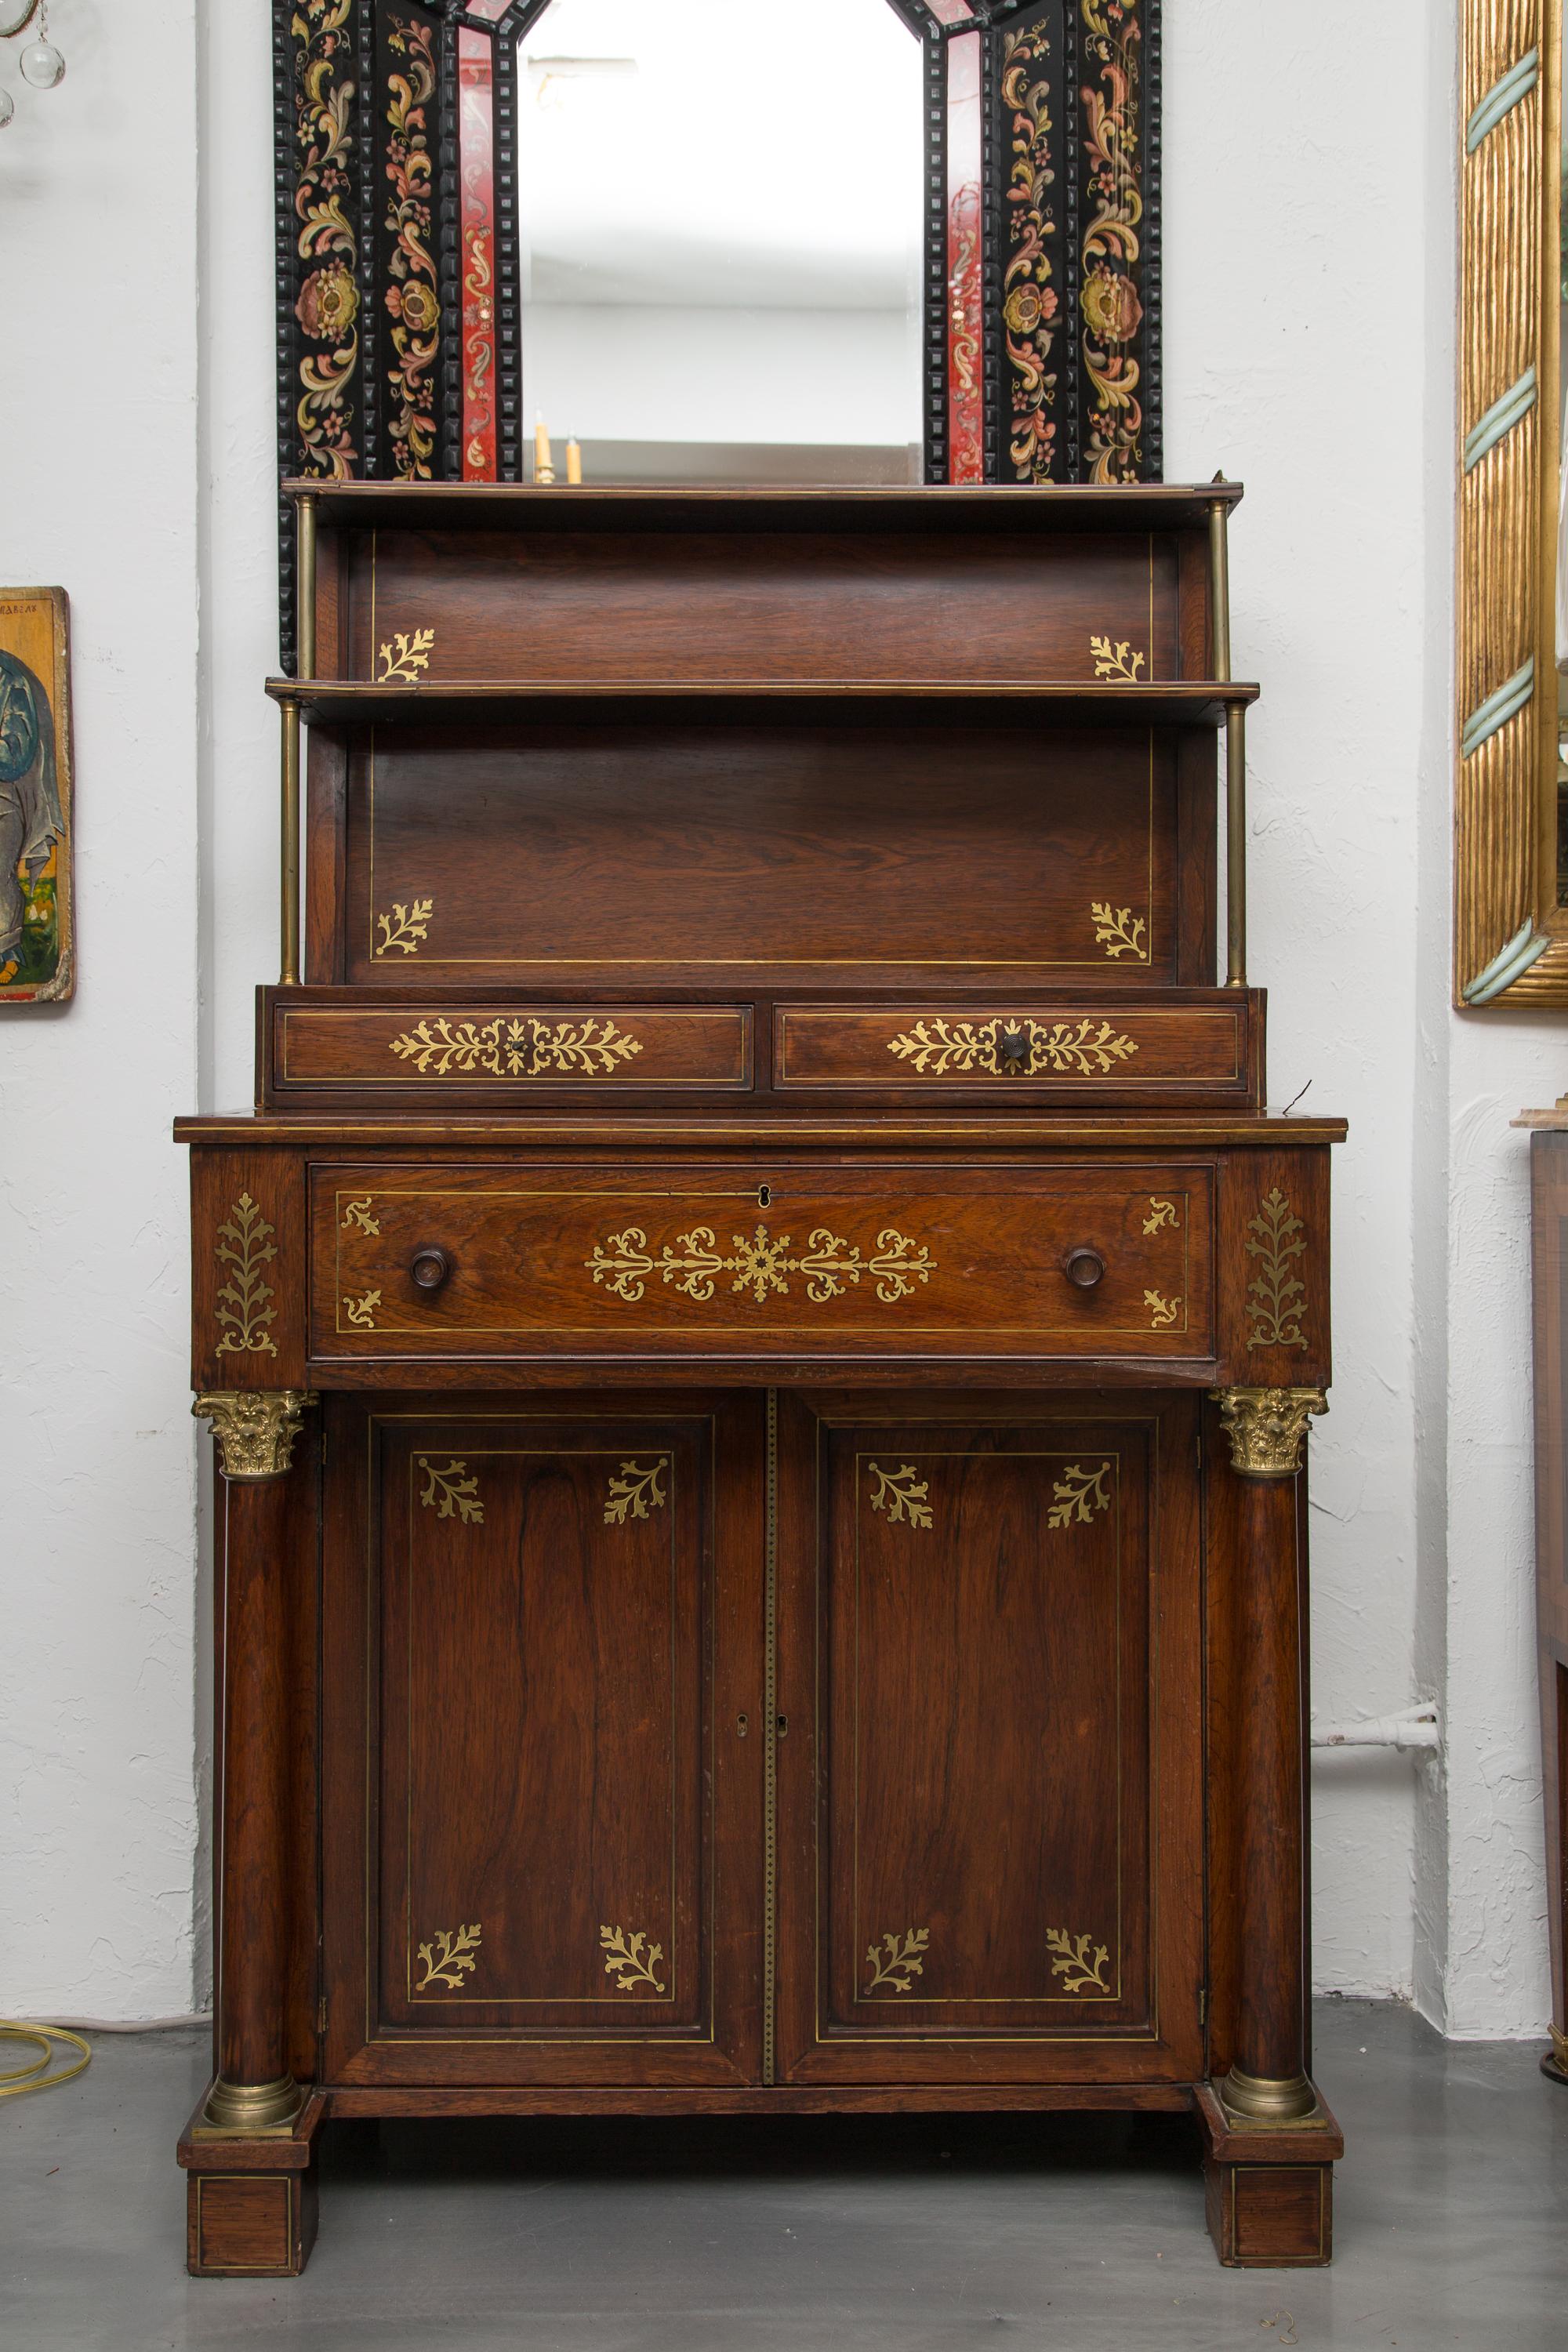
<box><xmin>764</xmin><ymin>1387</ymin><xmax>778</xmax><ymax>2086</ymax></box>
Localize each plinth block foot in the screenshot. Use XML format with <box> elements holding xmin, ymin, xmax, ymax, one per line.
<box><xmin>179</xmin><ymin>2088</ymin><xmax>325</xmax><ymax>2278</ymax></box>
<box><xmin>1196</xmin><ymin>2081</ymin><xmax>1341</xmax><ymax>2270</ymax></box>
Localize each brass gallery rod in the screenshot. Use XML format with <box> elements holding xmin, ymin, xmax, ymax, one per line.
<box><xmin>281</xmin><ymin>495</ymin><xmax>318</xmax><ymax>986</ymax></box>
<box><xmin>1209</xmin><ymin>488</ymin><xmax>1247</xmax><ymax>989</ymax></box>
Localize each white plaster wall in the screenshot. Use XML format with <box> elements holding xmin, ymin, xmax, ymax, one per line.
<box><xmin>2</xmin><ymin>0</ymin><xmax>1559</xmax><ymax>2033</ymax></box>
<box><xmin>0</xmin><ymin>2</ymin><xmax>203</xmax><ymax>2016</ymax></box>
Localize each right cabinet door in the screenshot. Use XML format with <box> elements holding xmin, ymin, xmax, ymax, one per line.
<box><xmin>775</xmin><ymin>1391</ymin><xmax>1204</xmax><ymax>2086</ymax></box>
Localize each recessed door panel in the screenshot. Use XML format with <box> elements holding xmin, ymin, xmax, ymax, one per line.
<box><xmin>775</xmin><ymin>1392</ymin><xmax>1203</xmax><ymax>2085</ymax></box>
<box><xmin>321</xmin><ymin>1393</ymin><xmax>763</xmax><ymax>2087</ymax></box>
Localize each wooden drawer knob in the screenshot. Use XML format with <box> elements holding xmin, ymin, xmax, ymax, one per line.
<box><xmin>1063</xmin><ymin>1247</ymin><xmax>1106</xmax><ymax>1290</ymax></box>
<box><xmin>410</xmin><ymin>1246</ymin><xmax>452</xmax><ymax>1293</ymax></box>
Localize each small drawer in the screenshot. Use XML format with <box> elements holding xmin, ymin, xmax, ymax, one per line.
<box><xmin>774</xmin><ymin>996</ymin><xmax>1259</xmax><ymax>1103</ymax></box>
<box><xmin>310</xmin><ymin>1163</ymin><xmax>1214</xmax><ymax>1367</ymax></box>
<box><xmin>266</xmin><ymin>994</ymin><xmax>752</xmax><ymax>1097</ymax></box>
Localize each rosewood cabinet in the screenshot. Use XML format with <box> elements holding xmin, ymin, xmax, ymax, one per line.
<box><xmin>178</xmin><ymin>484</ymin><xmax>1344</xmax><ymax>2277</ymax></box>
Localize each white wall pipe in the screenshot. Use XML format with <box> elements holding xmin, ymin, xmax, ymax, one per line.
<box><xmin>1312</xmin><ymin>1704</ymin><xmax>1441</xmax><ymax>1754</ymax></box>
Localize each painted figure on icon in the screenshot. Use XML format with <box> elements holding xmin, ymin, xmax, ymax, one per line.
<box><xmin>0</xmin><ymin>648</ymin><xmax>64</xmax><ymax>988</ymax></box>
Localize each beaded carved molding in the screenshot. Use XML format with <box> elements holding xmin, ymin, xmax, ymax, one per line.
<box><xmin>1456</xmin><ymin>0</ymin><xmax>1568</xmax><ymax>1004</ymax></box>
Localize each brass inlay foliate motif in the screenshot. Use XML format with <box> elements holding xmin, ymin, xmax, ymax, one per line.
<box><xmin>604</xmin><ymin>1459</ymin><xmax>667</xmax><ymax>1525</ymax></box>
<box><xmin>418</xmin><ymin>1457</ymin><xmax>484</xmax><ymax>1524</ymax></box>
<box><xmin>1143</xmin><ymin>1290</ymin><xmax>1181</xmax><ymax>1329</ymax></box>
<box><xmin>416</xmin><ymin>1923</ymin><xmax>481</xmax><ymax>1991</ymax></box>
<box><xmin>343</xmin><ymin>1287</ymin><xmax>382</xmax><ymax>1330</ymax></box>
<box><xmin>1091</xmin><ymin>902</ymin><xmax>1148</xmax><ymax>960</ymax></box>
<box><xmin>213</xmin><ymin>1193</ymin><xmax>279</xmax><ymax>1359</ymax></box>
<box><xmin>1046</xmin><ymin>1928</ymin><xmax>1111</xmax><ymax>1994</ymax></box>
<box><xmin>586</xmin><ymin>1222</ymin><xmax>936</xmax><ymax>1308</ymax></box>
<box><xmin>375</xmin><ymin>897</ymin><xmax>434</xmax><ymax>956</ymax></box>
<box><xmin>341</xmin><ymin>1196</ymin><xmax>380</xmax><ymax>1236</ymax></box>
<box><xmin>1090</xmin><ymin>634</ymin><xmax>1145</xmax><ymax>683</ymax></box>
<box><xmin>599</xmin><ymin>1925</ymin><xmax>666</xmax><ymax>1994</ymax></box>
<box><xmin>1244</xmin><ymin>1188</ymin><xmax>1310</xmax><ymax>1351</ymax></box>
<box><xmin>388</xmin><ymin>1014</ymin><xmax>643</xmax><ymax>1080</ymax></box>
<box><xmin>866</xmin><ymin>1462</ymin><xmax>933</xmax><ymax>1531</ymax></box>
<box><xmin>193</xmin><ymin>1389</ymin><xmax>318</xmax><ymax>1483</ymax></box>
<box><xmin>1210</xmin><ymin>1386</ymin><xmax>1328</xmax><ymax>1479</ymax></box>
<box><xmin>1142</xmin><ymin>1197</ymin><xmax>1178</xmax><ymax>1235</ymax></box>
<box><xmin>864</xmin><ymin>1929</ymin><xmax>930</xmax><ymax>1996</ymax></box>
<box><xmin>376</xmin><ymin>626</ymin><xmax>434</xmax><ymax>683</ymax></box>
<box><xmin>885</xmin><ymin>1015</ymin><xmax>1138</xmax><ymax>1078</ymax></box>
<box><xmin>1047</xmin><ymin>1461</ymin><xmax>1112</xmax><ymax>1529</ymax></box>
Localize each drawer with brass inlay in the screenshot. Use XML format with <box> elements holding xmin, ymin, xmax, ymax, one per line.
<box><xmin>772</xmin><ymin>992</ymin><xmax>1261</xmax><ymax>1105</ymax></box>
<box><xmin>263</xmin><ymin>991</ymin><xmax>752</xmax><ymax>1099</ymax></box>
<box><xmin>308</xmin><ymin>1163</ymin><xmax>1214</xmax><ymax>1367</ymax></box>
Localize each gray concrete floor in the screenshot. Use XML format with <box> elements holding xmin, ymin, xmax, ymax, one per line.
<box><xmin>2</xmin><ymin>1998</ymin><xmax>1564</xmax><ymax>2351</ymax></box>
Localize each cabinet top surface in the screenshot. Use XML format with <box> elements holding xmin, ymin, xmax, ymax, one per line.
<box><xmin>174</xmin><ymin>1111</ymin><xmax>1345</xmax><ymax>1150</ymax></box>
<box><xmin>283</xmin><ymin>479</ymin><xmax>1245</xmax><ymax>535</ymax></box>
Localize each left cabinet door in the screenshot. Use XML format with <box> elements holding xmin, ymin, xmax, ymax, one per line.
<box><xmin>321</xmin><ymin>1393</ymin><xmax>764</xmax><ymax>2089</ymax></box>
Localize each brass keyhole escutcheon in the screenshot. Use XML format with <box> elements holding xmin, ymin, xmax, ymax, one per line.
<box><xmin>1063</xmin><ymin>1247</ymin><xmax>1106</xmax><ymax>1290</ymax></box>
<box><xmin>411</xmin><ymin>1246</ymin><xmax>452</xmax><ymax>1293</ymax></box>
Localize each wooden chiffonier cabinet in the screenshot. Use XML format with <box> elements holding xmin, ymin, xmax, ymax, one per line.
<box><xmin>176</xmin><ymin>484</ymin><xmax>1345</xmax><ymax>2277</ymax></box>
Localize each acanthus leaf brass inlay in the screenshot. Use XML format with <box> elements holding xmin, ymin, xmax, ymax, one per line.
<box><xmin>1046</xmin><ymin>1928</ymin><xmax>1112</xmax><ymax>1994</ymax></box>
<box><xmin>418</xmin><ymin>1456</ymin><xmax>484</xmax><ymax>1524</ymax></box>
<box><xmin>375</xmin><ymin>897</ymin><xmax>434</xmax><ymax>957</ymax></box>
<box><xmin>214</xmin><ymin>1192</ymin><xmax>279</xmax><ymax>1358</ymax></box>
<box><xmin>341</xmin><ymin>1196</ymin><xmax>380</xmax><ymax>1236</ymax></box>
<box><xmin>343</xmin><ymin>1287</ymin><xmax>383</xmax><ymax>1330</ymax></box>
<box><xmin>604</xmin><ymin>1458</ymin><xmax>667</xmax><ymax>1525</ymax></box>
<box><xmin>1144</xmin><ymin>1290</ymin><xmax>1181</xmax><ymax>1329</ymax></box>
<box><xmin>376</xmin><ymin>626</ymin><xmax>435</xmax><ymax>683</ymax></box>
<box><xmin>599</xmin><ymin>1924</ymin><xmax>666</xmax><ymax>1994</ymax></box>
<box><xmin>1244</xmin><ymin>1187</ymin><xmax>1310</xmax><ymax>1352</ymax></box>
<box><xmin>415</xmin><ymin>1922</ymin><xmax>481</xmax><ymax>1991</ymax></box>
<box><xmin>885</xmin><ymin>1015</ymin><xmax>1138</xmax><ymax>1079</ymax></box>
<box><xmin>388</xmin><ymin>1014</ymin><xmax>644</xmax><ymax>1080</ymax></box>
<box><xmin>1142</xmin><ymin>1196</ymin><xmax>1178</xmax><ymax>1235</ymax></box>
<box><xmin>866</xmin><ymin>1462</ymin><xmax>934</xmax><ymax>1531</ymax></box>
<box><xmin>1047</xmin><ymin>1461</ymin><xmax>1112</xmax><ymax>1529</ymax></box>
<box><xmin>1089</xmin><ymin>633</ymin><xmax>1146</xmax><ymax>683</ymax></box>
<box><xmin>864</xmin><ymin>1928</ymin><xmax>931</xmax><ymax>1996</ymax></box>
<box><xmin>1091</xmin><ymin>902</ymin><xmax>1148</xmax><ymax>960</ymax></box>
<box><xmin>585</xmin><ymin>1221</ymin><xmax>936</xmax><ymax>1308</ymax></box>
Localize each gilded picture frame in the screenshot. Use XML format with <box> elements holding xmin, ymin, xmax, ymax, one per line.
<box><xmin>1456</xmin><ymin>0</ymin><xmax>1566</xmax><ymax>1006</ymax></box>
<box><xmin>0</xmin><ymin>586</ymin><xmax>75</xmax><ymax>1007</ymax></box>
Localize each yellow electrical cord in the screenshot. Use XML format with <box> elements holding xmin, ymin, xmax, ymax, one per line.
<box><xmin>0</xmin><ymin>2021</ymin><xmax>90</xmax><ymax>2098</ymax></box>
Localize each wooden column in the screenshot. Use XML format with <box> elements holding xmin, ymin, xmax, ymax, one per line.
<box><xmin>1210</xmin><ymin>1385</ymin><xmax>1327</xmax><ymax>2123</ymax></box>
<box><xmin>193</xmin><ymin>1389</ymin><xmax>317</xmax><ymax>2133</ymax></box>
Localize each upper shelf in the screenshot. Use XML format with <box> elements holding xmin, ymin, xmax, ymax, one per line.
<box><xmin>267</xmin><ymin>677</ymin><xmax>1261</xmax><ymax>728</ymax></box>
<box><xmin>282</xmin><ymin>478</ymin><xmax>1245</xmax><ymax>539</ymax></box>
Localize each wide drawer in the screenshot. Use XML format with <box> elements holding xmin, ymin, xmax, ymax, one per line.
<box><xmin>267</xmin><ymin>996</ymin><xmax>751</xmax><ymax>1096</ymax></box>
<box><xmin>310</xmin><ymin>1163</ymin><xmax>1214</xmax><ymax>1365</ymax></box>
<box><xmin>774</xmin><ymin>996</ymin><xmax>1258</xmax><ymax>1100</ymax></box>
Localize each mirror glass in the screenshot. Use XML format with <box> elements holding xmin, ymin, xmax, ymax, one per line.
<box><xmin>516</xmin><ymin>0</ymin><xmax>926</xmax><ymax>485</ymax></box>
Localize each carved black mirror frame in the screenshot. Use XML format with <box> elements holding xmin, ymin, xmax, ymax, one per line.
<box><xmin>274</xmin><ymin>0</ymin><xmax>1160</xmax><ymax>666</ymax></box>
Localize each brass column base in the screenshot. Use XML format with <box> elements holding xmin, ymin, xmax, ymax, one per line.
<box><xmin>194</xmin><ymin>2074</ymin><xmax>306</xmax><ymax>2137</ymax></box>
<box><xmin>1217</xmin><ymin>2065</ymin><xmax>1321</xmax><ymax>2127</ymax></box>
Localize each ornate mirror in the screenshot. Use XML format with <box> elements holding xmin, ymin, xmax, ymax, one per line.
<box><xmin>273</xmin><ymin>2</ymin><xmax>1161</xmax><ymax>656</ymax></box>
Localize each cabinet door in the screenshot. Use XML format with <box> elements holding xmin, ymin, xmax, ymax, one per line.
<box><xmin>775</xmin><ymin>1392</ymin><xmax>1203</xmax><ymax>2086</ymax></box>
<box><xmin>321</xmin><ymin>1393</ymin><xmax>763</xmax><ymax>2088</ymax></box>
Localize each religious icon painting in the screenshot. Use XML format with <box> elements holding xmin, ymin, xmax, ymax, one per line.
<box><xmin>0</xmin><ymin>587</ymin><xmax>74</xmax><ymax>1004</ymax></box>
